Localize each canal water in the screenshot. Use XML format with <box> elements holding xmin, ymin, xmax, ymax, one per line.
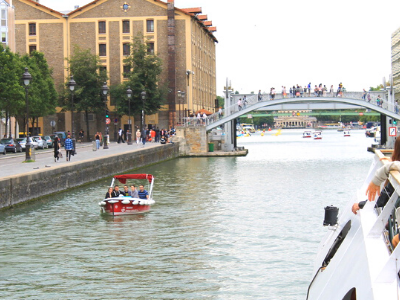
<box><xmin>0</xmin><ymin>129</ymin><xmax>374</xmax><ymax>299</ymax></box>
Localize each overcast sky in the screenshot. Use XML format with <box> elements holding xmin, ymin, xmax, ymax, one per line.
<box><xmin>40</xmin><ymin>0</ymin><xmax>400</xmax><ymax>95</ymax></box>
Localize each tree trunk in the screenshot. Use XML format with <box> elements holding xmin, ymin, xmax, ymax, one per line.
<box><xmin>85</xmin><ymin>110</ymin><xmax>90</xmax><ymax>142</ymax></box>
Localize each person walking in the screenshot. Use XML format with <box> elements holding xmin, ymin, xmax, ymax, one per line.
<box><xmin>64</xmin><ymin>134</ymin><xmax>74</xmax><ymax>161</ymax></box>
<box><xmin>307</xmin><ymin>82</ymin><xmax>311</xmax><ymax>96</ymax></box>
<box><xmin>53</xmin><ymin>136</ymin><xmax>61</xmax><ymax>162</ymax></box>
<box><xmin>117</xmin><ymin>128</ymin><xmax>124</xmax><ymax>143</ymax></box>
<box><xmin>258</xmin><ymin>90</ymin><xmax>262</xmax><ymax>102</ymax></box>
<box><xmin>141</xmin><ymin>128</ymin><xmax>146</xmax><ymax>147</ymax></box>
<box><xmin>136</xmin><ymin>129</ymin><xmax>141</xmax><ymax>145</ymax></box>
<box><xmin>150</xmin><ymin>128</ymin><xmax>156</xmax><ymax>142</ymax></box>
<box><xmin>330</xmin><ymin>85</ymin><xmax>334</xmax><ymax>97</ymax></box>
<box><xmin>362</xmin><ymin>89</ymin><xmax>367</xmax><ymax>100</ymax></box>
<box><xmin>271</xmin><ymin>87</ymin><xmax>276</xmax><ymax>100</ymax></box>
<box><xmin>289</xmin><ymin>86</ymin><xmax>293</xmax><ymax>98</ymax></box>
<box><xmin>282</xmin><ymin>86</ymin><xmax>287</xmax><ymax>98</ymax></box>
<box><xmin>367</xmin><ymin>92</ymin><xmax>371</xmax><ymax>102</ymax></box>
<box><xmin>238</xmin><ymin>98</ymin><xmax>242</xmax><ymax>111</ymax></box>
<box><xmin>95</xmin><ymin>132</ymin><xmax>100</xmax><ymax>149</ymax></box>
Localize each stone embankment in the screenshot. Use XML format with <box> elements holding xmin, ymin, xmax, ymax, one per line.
<box><xmin>0</xmin><ymin>143</ymin><xmax>179</xmax><ymax>210</ymax></box>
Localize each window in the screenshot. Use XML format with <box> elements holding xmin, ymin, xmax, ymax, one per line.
<box><xmin>1</xmin><ymin>32</ymin><xmax>6</xmax><ymax>43</ymax></box>
<box><xmin>123</xmin><ymin>43</ymin><xmax>130</xmax><ymax>56</ymax></box>
<box><xmin>29</xmin><ymin>23</ymin><xmax>36</xmax><ymax>36</ymax></box>
<box><xmin>1</xmin><ymin>9</ymin><xmax>6</xmax><ymax>26</ymax></box>
<box><xmin>146</xmin><ymin>19</ymin><xmax>154</xmax><ymax>32</ymax></box>
<box><xmin>147</xmin><ymin>42</ymin><xmax>154</xmax><ymax>55</ymax></box>
<box><xmin>98</xmin><ymin>21</ymin><xmax>106</xmax><ymax>34</ymax></box>
<box><xmin>99</xmin><ymin>44</ymin><xmax>106</xmax><ymax>56</ymax></box>
<box><xmin>123</xmin><ymin>65</ymin><xmax>130</xmax><ymax>78</ymax></box>
<box><xmin>122</xmin><ymin>20</ymin><xmax>130</xmax><ymax>34</ymax></box>
<box><xmin>29</xmin><ymin>45</ymin><xmax>37</xmax><ymax>54</ymax></box>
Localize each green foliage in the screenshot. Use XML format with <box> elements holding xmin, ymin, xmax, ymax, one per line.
<box><xmin>112</xmin><ymin>35</ymin><xmax>166</xmax><ymax>119</ymax></box>
<box><xmin>0</xmin><ymin>44</ymin><xmax>25</xmax><ymax>117</ymax></box>
<box><xmin>21</xmin><ymin>51</ymin><xmax>57</xmax><ymax>119</ymax></box>
<box><xmin>216</xmin><ymin>96</ymin><xmax>224</xmax><ymax>108</ymax></box>
<box><xmin>66</xmin><ymin>45</ymin><xmax>108</xmax><ymax>114</ymax></box>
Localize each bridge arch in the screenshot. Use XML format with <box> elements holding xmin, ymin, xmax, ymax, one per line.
<box><xmin>205</xmin><ymin>96</ymin><xmax>398</xmax><ymax>131</ymax></box>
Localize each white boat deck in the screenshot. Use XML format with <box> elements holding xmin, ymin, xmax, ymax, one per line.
<box><xmin>308</xmin><ymin>150</ymin><xmax>400</xmax><ymax>300</ymax></box>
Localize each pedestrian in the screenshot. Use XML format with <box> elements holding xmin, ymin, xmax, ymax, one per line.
<box><xmin>330</xmin><ymin>85</ymin><xmax>334</xmax><ymax>97</ymax></box>
<box><xmin>117</xmin><ymin>128</ymin><xmax>124</xmax><ymax>143</ymax></box>
<box><xmin>367</xmin><ymin>92</ymin><xmax>371</xmax><ymax>102</ymax></box>
<box><xmin>303</xmin><ymin>86</ymin><xmax>307</xmax><ymax>97</ymax></box>
<box><xmin>197</xmin><ymin>112</ymin><xmax>201</xmax><ymax>125</ymax></box>
<box><xmin>53</xmin><ymin>136</ymin><xmax>61</xmax><ymax>162</ymax></box>
<box><xmin>271</xmin><ymin>87</ymin><xmax>275</xmax><ymax>100</ymax></box>
<box><xmin>141</xmin><ymin>128</ymin><xmax>146</xmax><ymax>147</ymax></box>
<box><xmin>323</xmin><ymin>85</ymin><xmax>327</xmax><ymax>97</ymax></box>
<box><xmin>238</xmin><ymin>98</ymin><xmax>242</xmax><ymax>111</ymax></box>
<box><xmin>314</xmin><ymin>85</ymin><xmax>318</xmax><ymax>97</ymax></box>
<box><xmin>258</xmin><ymin>90</ymin><xmax>262</xmax><ymax>101</ymax></box>
<box><xmin>289</xmin><ymin>86</ymin><xmax>293</xmax><ymax>98</ymax></box>
<box><xmin>218</xmin><ymin>107</ymin><xmax>223</xmax><ymax>119</ymax></box>
<box><xmin>64</xmin><ymin>134</ymin><xmax>74</xmax><ymax>161</ymax></box>
<box><xmin>307</xmin><ymin>82</ymin><xmax>311</xmax><ymax>96</ymax></box>
<box><xmin>300</xmin><ymin>85</ymin><xmax>304</xmax><ymax>97</ymax></box>
<box><xmin>362</xmin><ymin>89</ymin><xmax>367</xmax><ymax>100</ymax></box>
<box><xmin>95</xmin><ymin>132</ymin><xmax>100</xmax><ymax>149</ymax></box>
<box><xmin>150</xmin><ymin>128</ymin><xmax>156</xmax><ymax>142</ymax></box>
<box><xmin>282</xmin><ymin>86</ymin><xmax>287</xmax><ymax>98</ymax></box>
<box><xmin>155</xmin><ymin>127</ymin><xmax>160</xmax><ymax>142</ymax></box>
<box><xmin>78</xmin><ymin>129</ymin><xmax>84</xmax><ymax>142</ymax></box>
<box><xmin>377</xmin><ymin>95</ymin><xmax>382</xmax><ymax>107</ymax></box>
<box><xmin>136</xmin><ymin>129</ymin><xmax>141</xmax><ymax>145</ymax></box>
<box><xmin>202</xmin><ymin>112</ymin><xmax>207</xmax><ymax>125</ymax></box>
<box><xmin>396</xmin><ymin>101</ymin><xmax>399</xmax><ymax>114</ymax></box>
<box><xmin>243</xmin><ymin>95</ymin><xmax>247</xmax><ymax>109</ymax></box>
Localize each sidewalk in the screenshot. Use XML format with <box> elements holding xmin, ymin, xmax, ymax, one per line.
<box><xmin>0</xmin><ymin>141</ymin><xmax>163</xmax><ymax>179</ymax></box>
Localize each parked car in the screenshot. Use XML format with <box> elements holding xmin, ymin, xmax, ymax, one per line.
<box><xmin>0</xmin><ymin>138</ymin><xmax>23</xmax><ymax>153</ymax></box>
<box><xmin>16</xmin><ymin>137</ymin><xmax>27</xmax><ymax>150</ymax></box>
<box><xmin>0</xmin><ymin>143</ymin><xmax>6</xmax><ymax>155</ymax></box>
<box><xmin>32</xmin><ymin>136</ymin><xmax>48</xmax><ymax>149</ymax></box>
<box><xmin>43</xmin><ymin>135</ymin><xmax>53</xmax><ymax>148</ymax></box>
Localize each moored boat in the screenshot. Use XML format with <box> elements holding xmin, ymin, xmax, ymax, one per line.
<box><xmin>99</xmin><ymin>174</ymin><xmax>155</xmax><ymax>216</ymax></box>
<box><xmin>307</xmin><ymin>149</ymin><xmax>400</xmax><ymax>299</ymax></box>
<box><xmin>303</xmin><ymin>131</ymin><xmax>312</xmax><ymax>138</ymax></box>
<box><xmin>313</xmin><ymin>131</ymin><xmax>322</xmax><ymax>139</ymax></box>
<box><xmin>343</xmin><ymin>130</ymin><xmax>350</xmax><ymax>137</ymax></box>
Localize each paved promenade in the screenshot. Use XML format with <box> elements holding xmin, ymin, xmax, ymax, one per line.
<box><xmin>0</xmin><ymin>141</ymin><xmax>163</xmax><ymax>179</ymax></box>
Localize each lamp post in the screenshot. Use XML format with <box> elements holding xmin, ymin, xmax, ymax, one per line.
<box><xmin>22</xmin><ymin>67</ymin><xmax>32</xmax><ymax>161</ymax></box>
<box><xmin>141</xmin><ymin>90</ymin><xmax>146</xmax><ymax>137</ymax></box>
<box><xmin>102</xmin><ymin>82</ymin><xmax>109</xmax><ymax>149</ymax></box>
<box><xmin>181</xmin><ymin>91</ymin><xmax>185</xmax><ymax>125</ymax></box>
<box><xmin>126</xmin><ymin>87</ymin><xmax>132</xmax><ymax>145</ymax></box>
<box><xmin>177</xmin><ymin>90</ymin><xmax>181</xmax><ymax>125</ymax></box>
<box><xmin>68</xmin><ymin>75</ymin><xmax>76</xmax><ymax>154</ymax></box>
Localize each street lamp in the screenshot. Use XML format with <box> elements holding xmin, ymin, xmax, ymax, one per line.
<box><xmin>181</xmin><ymin>91</ymin><xmax>186</xmax><ymax>125</ymax></box>
<box><xmin>141</xmin><ymin>90</ymin><xmax>146</xmax><ymax>137</ymax></box>
<box><xmin>102</xmin><ymin>82</ymin><xmax>109</xmax><ymax>149</ymax></box>
<box><xmin>22</xmin><ymin>67</ymin><xmax>32</xmax><ymax>161</ymax></box>
<box><xmin>68</xmin><ymin>75</ymin><xmax>76</xmax><ymax>154</ymax></box>
<box><xmin>126</xmin><ymin>86</ymin><xmax>132</xmax><ymax>145</ymax></box>
<box><xmin>177</xmin><ymin>90</ymin><xmax>181</xmax><ymax>125</ymax></box>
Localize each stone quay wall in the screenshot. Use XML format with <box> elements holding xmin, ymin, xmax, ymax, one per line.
<box><xmin>0</xmin><ymin>144</ymin><xmax>179</xmax><ymax>210</ymax></box>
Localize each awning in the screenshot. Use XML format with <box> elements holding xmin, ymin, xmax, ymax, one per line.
<box><xmin>114</xmin><ymin>174</ymin><xmax>154</xmax><ymax>184</ymax></box>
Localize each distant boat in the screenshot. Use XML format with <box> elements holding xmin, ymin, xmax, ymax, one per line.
<box><xmin>344</xmin><ymin>130</ymin><xmax>350</xmax><ymax>137</ymax></box>
<box><xmin>313</xmin><ymin>131</ymin><xmax>322</xmax><ymax>140</ymax></box>
<box><xmin>303</xmin><ymin>131</ymin><xmax>312</xmax><ymax>138</ymax></box>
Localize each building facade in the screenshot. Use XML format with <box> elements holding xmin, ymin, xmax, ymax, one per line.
<box><xmin>12</xmin><ymin>0</ymin><xmax>217</xmax><ymax>136</ymax></box>
<box><xmin>392</xmin><ymin>27</ymin><xmax>400</xmax><ymax>103</ymax></box>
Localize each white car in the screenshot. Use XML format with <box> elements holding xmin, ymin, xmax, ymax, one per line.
<box><xmin>32</xmin><ymin>136</ymin><xmax>48</xmax><ymax>149</ymax></box>
<box><xmin>0</xmin><ymin>143</ymin><xmax>5</xmax><ymax>155</ymax></box>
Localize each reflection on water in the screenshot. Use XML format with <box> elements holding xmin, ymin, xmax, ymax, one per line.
<box><xmin>0</xmin><ymin>129</ymin><xmax>373</xmax><ymax>299</ymax></box>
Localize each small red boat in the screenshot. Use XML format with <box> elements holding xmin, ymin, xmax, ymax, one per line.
<box><xmin>99</xmin><ymin>174</ymin><xmax>155</xmax><ymax>216</ymax></box>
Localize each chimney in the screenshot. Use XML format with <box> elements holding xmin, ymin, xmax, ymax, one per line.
<box><xmin>167</xmin><ymin>0</ymin><xmax>176</xmax><ymax>127</ymax></box>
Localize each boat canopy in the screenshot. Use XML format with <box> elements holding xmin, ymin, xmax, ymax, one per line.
<box><xmin>114</xmin><ymin>174</ymin><xmax>154</xmax><ymax>184</ymax></box>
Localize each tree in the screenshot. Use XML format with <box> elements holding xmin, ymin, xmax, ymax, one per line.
<box><xmin>66</xmin><ymin>45</ymin><xmax>108</xmax><ymax>141</ymax></box>
<box><xmin>0</xmin><ymin>44</ymin><xmax>24</xmax><ymax>136</ymax></box>
<box><xmin>20</xmin><ymin>51</ymin><xmax>57</xmax><ymax>133</ymax></box>
<box><xmin>112</xmin><ymin>35</ymin><xmax>166</xmax><ymax>129</ymax></box>
<box><xmin>216</xmin><ymin>96</ymin><xmax>224</xmax><ymax>108</ymax></box>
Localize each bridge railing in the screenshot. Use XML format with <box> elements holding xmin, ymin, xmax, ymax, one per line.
<box><xmin>180</xmin><ymin>91</ymin><xmax>393</xmax><ymax>128</ymax></box>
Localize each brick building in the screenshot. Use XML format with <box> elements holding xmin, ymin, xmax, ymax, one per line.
<box><xmin>12</xmin><ymin>0</ymin><xmax>217</xmax><ymax>137</ymax></box>
<box><xmin>392</xmin><ymin>27</ymin><xmax>400</xmax><ymax>103</ymax></box>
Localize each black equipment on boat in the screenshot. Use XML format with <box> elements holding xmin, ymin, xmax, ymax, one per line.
<box><xmin>323</xmin><ymin>205</ymin><xmax>339</xmax><ymax>226</ymax></box>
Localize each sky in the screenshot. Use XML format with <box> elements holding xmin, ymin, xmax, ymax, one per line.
<box><xmin>39</xmin><ymin>0</ymin><xmax>400</xmax><ymax>96</ymax></box>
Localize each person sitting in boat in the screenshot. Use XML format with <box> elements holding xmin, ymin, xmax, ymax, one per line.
<box><xmin>138</xmin><ymin>185</ymin><xmax>149</xmax><ymax>199</ymax></box>
<box><xmin>122</xmin><ymin>185</ymin><xmax>130</xmax><ymax>196</ymax></box>
<box><xmin>105</xmin><ymin>187</ymin><xmax>113</xmax><ymax>199</ymax></box>
<box><xmin>111</xmin><ymin>185</ymin><xmax>123</xmax><ymax>197</ymax></box>
<box><xmin>130</xmin><ymin>185</ymin><xmax>139</xmax><ymax>198</ymax></box>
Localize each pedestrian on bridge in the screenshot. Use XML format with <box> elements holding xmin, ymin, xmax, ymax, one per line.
<box><xmin>238</xmin><ymin>98</ymin><xmax>242</xmax><ymax>111</ymax></box>
<box><xmin>362</xmin><ymin>89</ymin><xmax>367</xmax><ymax>101</ymax></box>
<box><xmin>367</xmin><ymin>92</ymin><xmax>371</xmax><ymax>102</ymax></box>
<box><xmin>307</xmin><ymin>83</ymin><xmax>311</xmax><ymax>96</ymax></box>
<box><xmin>289</xmin><ymin>87</ymin><xmax>293</xmax><ymax>98</ymax></box>
<box><xmin>258</xmin><ymin>90</ymin><xmax>262</xmax><ymax>102</ymax></box>
<box><xmin>330</xmin><ymin>85</ymin><xmax>334</xmax><ymax>97</ymax></box>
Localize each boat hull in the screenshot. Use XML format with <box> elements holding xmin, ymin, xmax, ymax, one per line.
<box><xmin>100</xmin><ymin>199</ymin><xmax>153</xmax><ymax>216</ymax></box>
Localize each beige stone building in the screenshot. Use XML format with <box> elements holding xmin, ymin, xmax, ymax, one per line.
<box><xmin>392</xmin><ymin>27</ymin><xmax>400</xmax><ymax>103</ymax></box>
<box><xmin>12</xmin><ymin>0</ymin><xmax>217</xmax><ymax>136</ymax></box>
